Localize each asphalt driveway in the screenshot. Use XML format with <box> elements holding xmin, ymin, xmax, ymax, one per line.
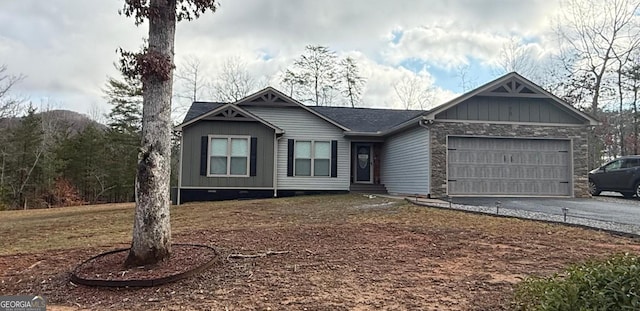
<box><xmin>450</xmin><ymin>192</ymin><xmax>640</xmax><ymax>227</ymax></box>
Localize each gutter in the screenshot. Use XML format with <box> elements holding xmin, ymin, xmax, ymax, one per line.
<box><xmin>274</xmin><ymin>134</ymin><xmax>282</xmax><ymax>197</ymax></box>
<box><xmin>176</xmin><ymin>131</ymin><xmax>184</xmax><ymax>205</ymax></box>
<box><xmin>419</xmin><ymin>118</ymin><xmax>432</xmax><ymax>198</ymax></box>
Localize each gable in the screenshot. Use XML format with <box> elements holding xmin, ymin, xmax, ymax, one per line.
<box><xmin>202</xmin><ymin>105</ymin><xmax>253</xmax><ymax>121</ymax></box>
<box><xmin>480</xmin><ymin>76</ymin><xmax>541</xmax><ymax>97</ymax></box>
<box><xmin>425</xmin><ymin>73</ymin><xmax>599</xmax><ymax>126</ymax></box>
<box><xmin>235</xmin><ymin>87</ymin><xmax>350</xmax><ymax>131</ymax></box>
<box><xmin>239</xmin><ymin>90</ymin><xmax>296</xmax><ymax>107</ymax></box>
<box><xmin>175</xmin><ymin>103</ymin><xmax>284</xmax><ymax>133</ymax></box>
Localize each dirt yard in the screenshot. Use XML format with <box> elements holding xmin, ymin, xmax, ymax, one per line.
<box><xmin>1</xmin><ymin>194</ymin><xmax>639</xmax><ymax>310</ymax></box>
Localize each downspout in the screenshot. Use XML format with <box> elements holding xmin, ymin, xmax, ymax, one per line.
<box><xmin>177</xmin><ymin>131</ymin><xmax>184</xmax><ymax>205</ymax></box>
<box><xmin>419</xmin><ymin>119</ymin><xmax>433</xmax><ymax>198</ymax></box>
<box><xmin>274</xmin><ymin>134</ymin><xmax>281</xmax><ymax>197</ymax></box>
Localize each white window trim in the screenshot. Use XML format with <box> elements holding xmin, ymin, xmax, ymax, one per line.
<box><xmin>294</xmin><ymin>140</ymin><xmax>331</xmax><ymax>177</ymax></box>
<box><xmin>207</xmin><ymin>135</ymin><xmax>251</xmax><ymax>177</ymax></box>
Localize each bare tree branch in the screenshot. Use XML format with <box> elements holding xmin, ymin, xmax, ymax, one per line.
<box><xmin>0</xmin><ymin>64</ymin><xmax>25</xmax><ymax>119</ymax></box>
<box><xmin>211</xmin><ymin>56</ymin><xmax>256</xmax><ymax>102</ymax></box>
<box><xmin>393</xmin><ymin>75</ymin><xmax>435</xmax><ymax>110</ymax></box>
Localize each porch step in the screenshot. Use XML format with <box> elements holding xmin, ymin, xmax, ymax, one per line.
<box><xmin>350</xmin><ymin>183</ymin><xmax>388</xmax><ymax>194</ymax></box>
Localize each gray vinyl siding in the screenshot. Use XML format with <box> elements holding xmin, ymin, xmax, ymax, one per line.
<box><xmin>381</xmin><ymin>126</ymin><xmax>430</xmax><ymax>195</ymax></box>
<box><xmin>435</xmin><ymin>96</ymin><xmax>583</xmax><ymax>124</ymax></box>
<box><xmin>246</xmin><ymin>106</ymin><xmax>350</xmax><ymax>191</ymax></box>
<box><xmin>181</xmin><ymin>121</ymin><xmax>274</xmax><ymax>188</ymax></box>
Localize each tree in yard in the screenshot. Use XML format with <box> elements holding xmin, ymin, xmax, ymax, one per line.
<box><xmin>624</xmin><ymin>57</ymin><xmax>640</xmax><ymax>154</ymax></box>
<box><xmin>455</xmin><ymin>63</ymin><xmax>477</xmax><ymax>93</ymax></box>
<box><xmin>279</xmin><ymin>69</ymin><xmax>305</xmax><ymax>99</ymax></box>
<box><xmin>494</xmin><ymin>36</ymin><xmax>538</xmax><ymax>79</ymax></box>
<box><xmin>554</xmin><ymin>0</ymin><xmax>640</xmax><ymax>166</ymax></box>
<box><xmin>211</xmin><ymin>56</ymin><xmax>257</xmax><ymax>102</ymax></box>
<box><xmin>339</xmin><ymin>57</ymin><xmax>366</xmax><ymax>108</ymax></box>
<box><xmin>613</xmin><ymin>45</ymin><xmax>640</xmax><ymax>156</ymax></box>
<box><xmin>555</xmin><ymin>0</ymin><xmax>639</xmax><ymax>116</ymax></box>
<box><xmin>119</xmin><ymin>0</ymin><xmax>217</xmax><ymax>267</ymax></box>
<box><xmin>285</xmin><ymin>45</ymin><xmax>338</xmax><ymax>106</ymax></box>
<box><xmin>175</xmin><ymin>56</ymin><xmax>207</xmax><ymax>103</ymax></box>
<box><xmin>393</xmin><ymin>75</ymin><xmax>436</xmax><ymax>110</ymax></box>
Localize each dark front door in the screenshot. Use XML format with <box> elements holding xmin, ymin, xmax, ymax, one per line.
<box><xmin>355</xmin><ymin>144</ymin><xmax>372</xmax><ymax>183</ymax></box>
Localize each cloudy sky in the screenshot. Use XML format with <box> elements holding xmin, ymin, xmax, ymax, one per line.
<box><xmin>0</xmin><ymin>0</ymin><xmax>565</xmax><ymax>121</ymax></box>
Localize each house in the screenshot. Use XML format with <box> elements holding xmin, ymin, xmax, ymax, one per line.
<box><xmin>174</xmin><ymin>72</ymin><xmax>599</xmax><ymax>204</ymax></box>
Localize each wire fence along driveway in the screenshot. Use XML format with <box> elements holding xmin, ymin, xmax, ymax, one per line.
<box><xmin>409</xmin><ymin>193</ymin><xmax>640</xmax><ymax>236</ymax></box>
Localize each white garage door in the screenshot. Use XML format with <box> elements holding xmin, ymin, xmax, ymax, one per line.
<box><xmin>447</xmin><ymin>137</ymin><xmax>571</xmax><ymax>196</ymax></box>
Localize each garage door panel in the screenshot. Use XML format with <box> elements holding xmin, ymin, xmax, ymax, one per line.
<box><xmin>447</xmin><ymin>137</ymin><xmax>571</xmax><ymax>196</ymax></box>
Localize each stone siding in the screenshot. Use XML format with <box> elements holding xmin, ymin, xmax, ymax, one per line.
<box><xmin>429</xmin><ymin>122</ymin><xmax>590</xmax><ymax>198</ymax></box>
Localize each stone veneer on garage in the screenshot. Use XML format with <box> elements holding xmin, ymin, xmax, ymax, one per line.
<box><xmin>428</xmin><ymin>121</ymin><xmax>591</xmax><ymax>198</ymax></box>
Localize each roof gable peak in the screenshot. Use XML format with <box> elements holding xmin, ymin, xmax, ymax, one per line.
<box><xmin>479</xmin><ymin>75</ymin><xmax>541</xmax><ymax>97</ymax></box>
<box><xmin>235</xmin><ymin>87</ymin><xmax>299</xmax><ymax>107</ymax></box>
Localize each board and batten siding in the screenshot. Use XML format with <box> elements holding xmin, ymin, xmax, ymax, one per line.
<box><xmin>246</xmin><ymin>106</ymin><xmax>350</xmax><ymax>191</ymax></box>
<box><xmin>181</xmin><ymin>120</ymin><xmax>274</xmax><ymax>188</ymax></box>
<box><xmin>381</xmin><ymin>126</ymin><xmax>430</xmax><ymax>195</ymax></box>
<box><xmin>435</xmin><ymin>96</ymin><xmax>583</xmax><ymax>124</ymax></box>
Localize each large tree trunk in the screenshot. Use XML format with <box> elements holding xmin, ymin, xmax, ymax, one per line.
<box><xmin>125</xmin><ymin>0</ymin><xmax>176</xmax><ymax>267</ymax></box>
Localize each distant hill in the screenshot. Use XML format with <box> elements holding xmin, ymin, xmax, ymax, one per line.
<box><xmin>0</xmin><ymin>109</ymin><xmax>105</xmax><ymax>136</ymax></box>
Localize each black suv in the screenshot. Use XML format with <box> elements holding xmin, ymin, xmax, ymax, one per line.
<box><xmin>588</xmin><ymin>155</ymin><xmax>640</xmax><ymax>198</ymax></box>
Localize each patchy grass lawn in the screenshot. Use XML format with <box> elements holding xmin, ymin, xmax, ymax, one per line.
<box><xmin>1</xmin><ymin>194</ymin><xmax>639</xmax><ymax>310</ymax></box>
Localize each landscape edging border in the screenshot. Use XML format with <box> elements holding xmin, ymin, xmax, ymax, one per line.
<box><xmin>70</xmin><ymin>243</ymin><xmax>220</xmax><ymax>287</ymax></box>
<box><xmin>406</xmin><ymin>198</ymin><xmax>640</xmax><ymax>239</ymax></box>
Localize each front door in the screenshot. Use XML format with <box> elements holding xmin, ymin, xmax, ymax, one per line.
<box><xmin>355</xmin><ymin>144</ymin><xmax>372</xmax><ymax>183</ymax></box>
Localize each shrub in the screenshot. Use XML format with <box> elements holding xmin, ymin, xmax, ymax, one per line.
<box><xmin>513</xmin><ymin>253</ymin><xmax>640</xmax><ymax>311</ymax></box>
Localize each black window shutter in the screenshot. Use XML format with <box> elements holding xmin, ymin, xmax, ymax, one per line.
<box><xmin>250</xmin><ymin>137</ymin><xmax>257</xmax><ymax>176</ymax></box>
<box><xmin>200</xmin><ymin>136</ymin><xmax>208</xmax><ymax>176</ymax></box>
<box><xmin>331</xmin><ymin>140</ymin><xmax>338</xmax><ymax>178</ymax></box>
<box><xmin>287</xmin><ymin>139</ymin><xmax>294</xmax><ymax>176</ymax></box>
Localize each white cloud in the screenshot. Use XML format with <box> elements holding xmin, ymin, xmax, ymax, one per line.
<box><xmin>0</xmin><ymin>0</ymin><xmax>568</xmax><ymax>118</ymax></box>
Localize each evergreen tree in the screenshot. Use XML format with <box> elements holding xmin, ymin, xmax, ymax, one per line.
<box><xmin>56</xmin><ymin>124</ymin><xmax>110</xmax><ymax>203</ymax></box>
<box><xmin>5</xmin><ymin>106</ymin><xmax>44</xmax><ymax>209</ymax></box>
<box><xmin>104</xmin><ymin>68</ymin><xmax>142</xmax><ymax>134</ymax></box>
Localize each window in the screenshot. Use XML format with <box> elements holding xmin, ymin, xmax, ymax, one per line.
<box><xmin>314</xmin><ymin>141</ymin><xmax>330</xmax><ymax>176</ymax></box>
<box><xmin>622</xmin><ymin>158</ymin><xmax>640</xmax><ymax>168</ymax></box>
<box><xmin>604</xmin><ymin>160</ymin><xmax>622</xmax><ymax>171</ymax></box>
<box><xmin>294</xmin><ymin>140</ymin><xmax>331</xmax><ymax>177</ymax></box>
<box><xmin>209</xmin><ymin>136</ymin><xmax>249</xmax><ymax>176</ymax></box>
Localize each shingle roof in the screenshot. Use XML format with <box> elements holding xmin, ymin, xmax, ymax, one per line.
<box><xmin>182</xmin><ymin>102</ymin><xmax>226</xmax><ymax>123</ymax></box>
<box><xmin>309</xmin><ymin>106</ymin><xmax>425</xmax><ymax>133</ymax></box>
<box><xmin>181</xmin><ymin>102</ymin><xmax>425</xmax><ymax>133</ymax></box>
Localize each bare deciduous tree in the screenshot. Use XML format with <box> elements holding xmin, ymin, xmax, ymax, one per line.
<box><xmin>495</xmin><ymin>37</ymin><xmax>538</xmax><ymax>78</ymax></box>
<box><xmin>287</xmin><ymin>45</ymin><xmax>338</xmax><ymax>106</ymax></box>
<box><xmin>0</xmin><ymin>65</ymin><xmax>25</xmax><ymax>119</ymax></box>
<box><xmin>211</xmin><ymin>57</ymin><xmax>256</xmax><ymax>102</ymax></box>
<box><xmin>455</xmin><ymin>64</ymin><xmax>477</xmax><ymax>93</ymax></box>
<box><xmin>175</xmin><ymin>55</ymin><xmax>207</xmax><ymax>103</ymax></box>
<box><xmin>339</xmin><ymin>57</ymin><xmax>366</xmax><ymax>108</ymax></box>
<box><xmin>555</xmin><ymin>0</ymin><xmax>640</xmax><ymax>116</ymax></box>
<box><xmin>279</xmin><ymin>69</ymin><xmax>305</xmax><ymax>99</ymax></box>
<box><xmin>554</xmin><ymin>0</ymin><xmax>640</xmax><ymax>166</ymax></box>
<box><xmin>393</xmin><ymin>75</ymin><xmax>435</xmax><ymax>110</ymax></box>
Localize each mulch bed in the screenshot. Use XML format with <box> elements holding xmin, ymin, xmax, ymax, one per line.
<box><xmin>72</xmin><ymin>244</ymin><xmax>219</xmax><ymax>286</ymax></box>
